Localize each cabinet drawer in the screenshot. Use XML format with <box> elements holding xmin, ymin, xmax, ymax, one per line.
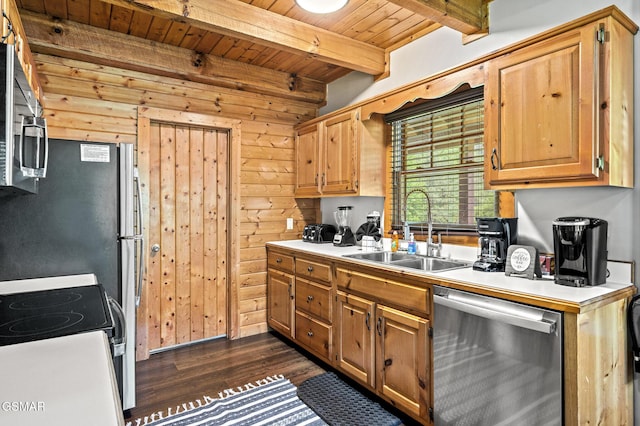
<box><xmin>296</xmin><ymin>258</ymin><xmax>332</xmax><ymax>283</ymax></box>
<box><xmin>295</xmin><ymin>311</ymin><xmax>331</xmax><ymax>360</ymax></box>
<box><xmin>268</xmin><ymin>251</ymin><xmax>294</xmax><ymax>273</ymax></box>
<box><xmin>296</xmin><ymin>277</ymin><xmax>332</xmax><ymax>322</ymax></box>
<box><xmin>335</xmin><ymin>268</ymin><xmax>430</xmax><ymax>316</ymax></box>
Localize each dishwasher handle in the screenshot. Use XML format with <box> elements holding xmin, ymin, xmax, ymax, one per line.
<box><xmin>434</xmin><ymin>292</ymin><xmax>557</xmax><ymax>334</ymax></box>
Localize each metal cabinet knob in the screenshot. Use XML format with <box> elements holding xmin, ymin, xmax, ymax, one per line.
<box><xmin>307</xmin><ymin>295</ymin><xmax>314</xmax><ymax>302</ymax></box>
<box><xmin>307</xmin><ymin>331</ymin><xmax>314</xmax><ymax>337</ymax></box>
<box><xmin>307</xmin><ymin>265</ymin><xmax>314</xmax><ymax>272</ymax></box>
<box><xmin>276</xmin><ymin>257</ymin><xmax>282</xmax><ymax>263</ymax></box>
<box><xmin>150</xmin><ymin>244</ymin><xmax>160</xmax><ymax>257</ymax></box>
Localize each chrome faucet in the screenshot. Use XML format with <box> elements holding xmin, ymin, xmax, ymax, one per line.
<box><xmin>404</xmin><ymin>188</ymin><xmax>442</xmax><ymax>257</ymax></box>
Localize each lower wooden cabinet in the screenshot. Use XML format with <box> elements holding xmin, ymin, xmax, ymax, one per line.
<box><xmin>267</xmin><ymin>268</ymin><xmax>294</xmax><ymax>338</ymax></box>
<box><xmin>267</xmin><ymin>250</ymin><xmax>295</xmax><ymax>338</ymax></box>
<box><xmin>336</xmin><ymin>292</ymin><xmax>375</xmax><ymax>387</ymax></box>
<box><xmin>295</xmin><ymin>275</ymin><xmax>333</xmax><ymax>360</ymax></box>
<box><xmin>295</xmin><ymin>310</ymin><xmax>331</xmax><ymax>359</ymax></box>
<box><xmin>376</xmin><ymin>304</ymin><xmax>430</xmax><ymax>420</ymax></box>
<box><xmin>295</xmin><ymin>277</ymin><xmax>332</xmax><ymax>322</ymax></box>
<box><xmin>336</xmin><ymin>290</ymin><xmax>431</xmax><ymax>424</ymax></box>
<box><xmin>267</xmin><ymin>248</ymin><xmax>433</xmax><ymax>425</ymax></box>
<box><xmin>267</xmin><ymin>244</ymin><xmax>633</xmax><ymax>425</ymax></box>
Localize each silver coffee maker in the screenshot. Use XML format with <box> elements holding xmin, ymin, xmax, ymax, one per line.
<box><xmin>553</xmin><ymin>217</ymin><xmax>608</xmax><ymax>286</ymax></box>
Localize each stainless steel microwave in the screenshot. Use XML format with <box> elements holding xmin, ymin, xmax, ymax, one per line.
<box><xmin>0</xmin><ymin>43</ymin><xmax>47</xmax><ymax>196</ymax></box>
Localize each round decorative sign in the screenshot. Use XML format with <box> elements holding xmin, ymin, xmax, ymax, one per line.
<box><xmin>510</xmin><ymin>247</ymin><xmax>531</xmax><ymax>272</ymax></box>
<box><xmin>505</xmin><ymin>245</ymin><xmax>542</xmax><ymax>279</ymax></box>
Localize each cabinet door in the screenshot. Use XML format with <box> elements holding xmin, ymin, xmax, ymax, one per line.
<box><xmin>295</xmin><ymin>124</ymin><xmax>321</xmax><ymax>197</ymax></box>
<box><xmin>321</xmin><ymin>110</ymin><xmax>358</xmax><ymax>195</ymax></box>
<box><xmin>336</xmin><ymin>292</ymin><xmax>375</xmax><ymax>387</ymax></box>
<box><xmin>485</xmin><ymin>24</ymin><xmax>600</xmax><ymax>186</ymax></box>
<box><xmin>267</xmin><ymin>268</ymin><xmax>294</xmax><ymax>337</ymax></box>
<box><xmin>376</xmin><ymin>305</ymin><xmax>430</xmax><ymax>419</ymax></box>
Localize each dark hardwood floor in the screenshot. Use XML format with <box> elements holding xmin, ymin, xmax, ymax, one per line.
<box><xmin>125</xmin><ymin>331</ymin><xmax>326</xmax><ymax>422</ymax></box>
<box><xmin>125</xmin><ymin>331</ymin><xmax>419</xmax><ymax>425</ymax></box>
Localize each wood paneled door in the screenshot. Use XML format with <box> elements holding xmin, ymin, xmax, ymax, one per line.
<box><xmin>136</xmin><ymin>107</ymin><xmax>241</xmax><ymax>359</ymax></box>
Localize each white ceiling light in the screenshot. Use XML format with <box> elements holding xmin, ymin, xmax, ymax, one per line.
<box><xmin>295</xmin><ymin>0</ymin><xmax>348</xmax><ymax>14</ymax></box>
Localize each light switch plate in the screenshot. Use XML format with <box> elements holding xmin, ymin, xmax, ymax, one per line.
<box><xmin>286</xmin><ymin>218</ymin><xmax>293</xmax><ymax>230</ymax></box>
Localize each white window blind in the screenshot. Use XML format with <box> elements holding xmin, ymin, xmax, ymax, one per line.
<box><xmin>387</xmin><ymin>87</ymin><xmax>498</xmax><ymax>234</ymax></box>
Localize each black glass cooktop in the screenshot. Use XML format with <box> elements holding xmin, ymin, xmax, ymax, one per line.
<box><xmin>0</xmin><ymin>284</ymin><xmax>113</xmax><ymax>346</ymax></box>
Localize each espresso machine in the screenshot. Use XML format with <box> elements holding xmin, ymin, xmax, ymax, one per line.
<box><xmin>333</xmin><ymin>206</ymin><xmax>356</xmax><ymax>247</ymax></box>
<box><xmin>552</xmin><ymin>217</ymin><xmax>608</xmax><ymax>286</ymax></box>
<box><xmin>473</xmin><ymin>217</ymin><xmax>518</xmax><ymax>272</ymax></box>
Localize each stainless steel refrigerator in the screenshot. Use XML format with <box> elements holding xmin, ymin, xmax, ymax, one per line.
<box><xmin>0</xmin><ymin>138</ymin><xmax>143</xmax><ymax>411</ymax></box>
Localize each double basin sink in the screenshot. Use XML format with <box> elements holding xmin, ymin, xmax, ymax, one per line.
<box><xmin>343</xmin><ymin>251</ymin><xmax>471</xmax><ymax>273</ymax></box>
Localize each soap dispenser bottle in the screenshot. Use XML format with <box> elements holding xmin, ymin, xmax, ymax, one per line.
<box><xmin>407</xmin><ymin>233</ymin><xmax>416</xmax><ymax>254</ymax></box>
<box><xmin>391</xmin><ymin>231</ymin><xmax>399</xmax><ymax>252</ymax></box>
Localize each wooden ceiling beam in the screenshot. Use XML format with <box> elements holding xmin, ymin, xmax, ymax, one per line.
<box><xmin>20</xmin><ymin>11</ymin><xmax>326</xmax><ymax>104</ymax></box>
<box><xmin>387</xmin><ymin>0</ymin><xmax>488</xmax><ymax>35</ymax></box>
<box><xmin>98</xmin><ymin>0</ymin><xmax>387</xmax><ymax>76</ymax></box>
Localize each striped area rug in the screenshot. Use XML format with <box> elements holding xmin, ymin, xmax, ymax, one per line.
<box><xmin>127</xmin><ymin>375</ymin><xmax>327</xmax><ymax>426</ymax></box>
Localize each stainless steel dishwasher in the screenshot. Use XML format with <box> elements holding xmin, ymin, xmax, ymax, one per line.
<box><xmin>433</xmin><ymin>285</ymin><xmax>563</xmax><ymax>425</ymax></box>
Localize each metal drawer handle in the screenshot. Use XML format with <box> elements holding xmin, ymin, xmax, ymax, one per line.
<box><xmin>307</xmin><ymin>331</ymin><xmax>314</xmax><ymax>337</ymax></box>
<box><xmin>276</xmin><ymin>258</ymin><xmax>282</xmax><ymax>263</ymax></box>
<box><xmin>307</xmin><ymin>265</ymin><xmax>314</xmax><ymax>272</ymax></box>
<box><xmin>307</xmin><ymin>295</ymin><xmax>314</xmax><ymax>302</ymax></box>
<box><xmin>490</xmin><ymin>148</ymin><xmax>499</xmax><ymax>170</ymax></box>
<box><xmin>434</xmin><ymin>293</ymin><xmax>557</xmax><ymax>334</ymax></box>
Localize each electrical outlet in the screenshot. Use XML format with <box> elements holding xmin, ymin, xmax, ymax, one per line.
<box><xmin>286</xmin><ymin>218</ymin><xmax>294</xmax><ymax>230</ymax></box>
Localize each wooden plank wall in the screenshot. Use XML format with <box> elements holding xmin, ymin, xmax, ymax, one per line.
<box><xmin>36</xmin><ymin>53</ymin><xmax>321</xmax><ymax>338</ymax></box>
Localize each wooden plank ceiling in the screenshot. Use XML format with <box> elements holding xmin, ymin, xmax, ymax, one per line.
<box><xmin>16</xmin><ymin>0</ymin><xmax>489</xmax><ymax>103</ymax></box>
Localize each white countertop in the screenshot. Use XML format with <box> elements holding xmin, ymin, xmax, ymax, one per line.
<box><xmin>0</xmin><ymin>331</ymin><xmax>124</xmax><ymax>426</ymax></box>
<box><xmin>268</xmin><ymin>240</ymin><xmax>634</xmax><ymax>308</ymax></box>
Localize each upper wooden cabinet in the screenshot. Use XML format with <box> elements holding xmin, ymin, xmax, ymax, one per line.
<box><xmin>484</xmin><ymin>10</ymin><xmax>637</xmax><ymax>189</ymax></box>
<box><xmin>294</xmin><ymin>108</ymin><xmax>386</xmax><ymax>197</ymax></box>
<box><xmin>2</xmin><ymin>0</ymin><xmax>43</xmax><ymax>102</ymax></box>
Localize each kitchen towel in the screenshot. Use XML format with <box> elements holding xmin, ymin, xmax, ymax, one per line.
<box><xmin>126</xmin><ymin>375</ymin><xmax>326</xmax><ymax>426</ymax></box>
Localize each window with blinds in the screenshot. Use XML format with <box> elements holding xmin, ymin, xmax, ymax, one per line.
<box><xmin>387</xmin><ymin>87</ymin><xmax>498</xmax><ymax>235</ymax></box>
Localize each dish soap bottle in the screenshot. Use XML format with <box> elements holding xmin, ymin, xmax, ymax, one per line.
<box><xmin>407</xmin><ymin>233</ymin><xmax>416</xmax><ymax>254</ymax></box>
<box><xmin>391</xmin><ymin>231</ymin><xmax>399</xmax><ymax>252</ymax></box>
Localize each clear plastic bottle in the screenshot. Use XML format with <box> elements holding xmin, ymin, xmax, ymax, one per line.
<box><xmin>391</xmin><ymin>231</ymin><xmax>399</xmax><ymax>252</ymax></box>
<box><xmin>407</xmin><ymin>233</ymin><xmax>416</xmax><ymax>254</ymax></box>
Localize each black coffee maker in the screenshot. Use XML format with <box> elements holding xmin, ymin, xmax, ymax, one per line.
<box><xmin>473</xmin><ymin>217</ymin><xmax>518</xmax><ymax>272</ymax></box>
<box><xmin>553</xmin><ymin>217</ymin><xmax>608</xmax><ymax>286</ymax></box>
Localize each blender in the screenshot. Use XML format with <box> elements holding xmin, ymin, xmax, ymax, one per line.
<box><xmin>333</xmin><ymin>206</ymin><xmax>356</xmax><ymax>246</ymax></box>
